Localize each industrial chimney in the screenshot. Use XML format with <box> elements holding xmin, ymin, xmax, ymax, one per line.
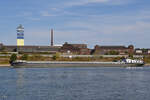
<box><xmin>51</xmin><ymin>29</ymin><xmax>54</xmax><ymax>46</ymax></box>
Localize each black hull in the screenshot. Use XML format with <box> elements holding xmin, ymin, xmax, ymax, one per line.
<box><xmin>11</xmin><ymin>61</ymin><xmax>145</xmax><ymax>68</ymax></box>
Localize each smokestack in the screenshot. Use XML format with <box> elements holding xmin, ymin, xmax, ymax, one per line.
<box><xmin>51</xmin><ymin>29</ymin><xmax>54</xmax><ymax>46</ymax></box>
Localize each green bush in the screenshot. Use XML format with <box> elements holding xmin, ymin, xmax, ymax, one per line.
<box><xmin>99</xmin><ymin>56</ymin><xmax>103</xmax><ymax>59</ymax></box>
<box><xmin>9</xmin><ymin>54</ymin><xmax>17</xmax><ymax>63</ymax></box>
<box><xmin>21</xmin><ymin>54</ymin><xmax>28</xmax><ymax>60</ymax></box>
<box><xmin>52</xmin><ymin>53</ymin><xmax>60</xmax><ymax>60</ymax></box>
<box><xmin>129</xmin><ymin>54</ymin><xmax>133</xmax><ymax>59</ymax></box>
<box><xmin>109</xmin><ymin>51</ymin><xmax>119</xmax><ymax>55</ymax></box>
<box><xmin>113</xmin><ymin>57</ymin><xmax>120</xmax><ymax>62</ymax></box>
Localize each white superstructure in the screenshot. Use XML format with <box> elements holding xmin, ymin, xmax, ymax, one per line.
<box><xmin>125</xmin><ymin>59</ymin><xmax>144</xmax><ymax>64</ymax></box>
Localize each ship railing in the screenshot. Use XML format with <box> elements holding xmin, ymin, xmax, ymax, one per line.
<box><xmin>26</xmin><ymin>61</ymin><xmax>126</xmax><ymax>64</ymax></box>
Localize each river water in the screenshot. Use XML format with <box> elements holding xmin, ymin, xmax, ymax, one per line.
<box><xmin>0</xmin><ymin>67</ymin><xmax>150</xmax><ymax>100</ymax></box>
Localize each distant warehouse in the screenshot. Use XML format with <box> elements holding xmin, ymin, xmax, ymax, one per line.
<box><xmin>60</xmin><ymin>42</ymin><xmax>91</xmax><ymax>55</ymax></box>
<box><xmin>0</xmin><ymin>44</ymin><xmax>61</xmax><ymax>53</ymax></box>
<box><xmin>92</xmin><ymin>45</ymin><xmax>134</xmax><ymax>55</ymax></box>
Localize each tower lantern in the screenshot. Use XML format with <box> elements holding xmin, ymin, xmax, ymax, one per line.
<box><xmin>17</xmin><ymin>24</ymin><xmax>24</xmax><ymax>46</ymax></box>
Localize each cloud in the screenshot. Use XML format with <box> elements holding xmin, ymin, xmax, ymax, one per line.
<box><xmin>65</xmin><ymin>0</ymin><xmax>108</xmax><ymax>6</ymax></box>
<box><xmin>64</xmin><ymin>0</ymin><xmax>133</xmax><ymax>7</ymax></box>
<box><xmin>24</xmin><ymin>0</ymin><xmax>135</xmax><ymax>19</ymax></box>
<box><xmin>25</xmin><ymin>29</ymin><xmax>50</xmax><ymax>45</ymax></box>
<box><xmin>2</xmin><ymin>0</ymin><xmax>148</xmax><ymax>48</ymax></box>
<box><xmin>13</xmin><ymin>10</ymin><xmax>150</xmax><ymax>48</ymax></box>
<box><xmin>52</xmin><ymin>10</ymin><xmax>150</xmax><ymax>48</ymax></box>
<box><xmin>21</xmin><ymin>8</ymin><xmax>150</xmax><ymax>48</ymax></box>
<box><xmin>40</xmin><ymin>11</ymin><xmax>56</xmax><ymax>17</ymax></box>
<box><xmin>28</xmin><ymin>17</ymin><xmax>40</xmax><ymax>21</ymax></box>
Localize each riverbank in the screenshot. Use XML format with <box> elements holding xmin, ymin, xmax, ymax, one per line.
<box><xmin>0</xmin><ymin>64</ymin><xmax>10</xmax><ymax>67</ymax></box>
<box><xmin>144</xmin><ymin>63</ymin><xmax>150</xmax><ymax>66</ymax></box>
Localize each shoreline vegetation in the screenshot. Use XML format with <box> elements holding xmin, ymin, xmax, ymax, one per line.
<box><xmin>0</xmin><ymin>52</ymin><xmax>150</xmax><ymax>67</ymax></box>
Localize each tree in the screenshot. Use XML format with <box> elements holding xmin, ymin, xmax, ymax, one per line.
<box><xmin>21</xmin><ymin>54</ymin><xmax>28</xmax><ymax>60</ymax></box>
<box><xmin>113</xmin><ymin>57</ymin><xmax>121</xmax><ymax>62</ymax></box>
<box><xmin>120</xmin><ymin>56</ymin><xmax>125</xmax><ymax>60</ymax></box>
<box><xmin>129</xmin><ymin>54</ymin><xmax>134</xmax><ymax>59</ymax></box>
<box><xmin>9</xmin><ymin>54</ymin><xmax>17</xmax><ymax>64</ymax></box>
<box><xmin>99</xmin><ymin>56</ymin><xmax>103</xmax><ymax>59</ymax></box>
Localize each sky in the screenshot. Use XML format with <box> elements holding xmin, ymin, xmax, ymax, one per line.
<box><xmin>0</xmin><ymin>0</ymin><xmax>150</xmax><ymax>48</ymax></box>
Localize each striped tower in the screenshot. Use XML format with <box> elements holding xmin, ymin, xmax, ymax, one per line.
<box><xmin>17</xmin><ymin>24</ymin><xmax>24</xmax><ymax>46</ymax></box>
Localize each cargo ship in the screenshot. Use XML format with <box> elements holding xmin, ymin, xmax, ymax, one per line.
<box><xmin>11</xmin><ymin>59</ymin><xmax>145</xmax><ymax>68</ymax></box>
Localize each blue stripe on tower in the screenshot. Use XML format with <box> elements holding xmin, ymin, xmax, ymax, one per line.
<box><xmin>17</xmin><ymin>37</ymin><xmax>24</xmax><ymax>39</ymax></box>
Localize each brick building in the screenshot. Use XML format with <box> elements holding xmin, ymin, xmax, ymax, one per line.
<box><xmin>93</xmin><ymin>45</ymin><xmax>134</xmax><ymax>55</ymax></box>
<box><xmin>135</xmin><ymin>49</ymin><xmax>150</xmax><ymax>55</ymax></box>
<box><xmin>60</xmin><ymin>42</ymin><xmax>90</xmax><ymax>55</ymax></box>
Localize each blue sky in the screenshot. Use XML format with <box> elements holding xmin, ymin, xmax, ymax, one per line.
<box><xmin>0</xmin><ymin>0</ymin><xmax>150</xmax><ymax>48</ymax></box>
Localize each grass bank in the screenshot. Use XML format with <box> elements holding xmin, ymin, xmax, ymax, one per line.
<box><xmin>1</xmin><ymin>54</ymin><xmax>150</xmax><ymax>65</ymax></box>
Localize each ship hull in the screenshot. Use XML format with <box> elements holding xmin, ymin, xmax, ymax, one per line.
<box><xmin>11</xmin><ymin>61</ymin><xmax>145</xmax><ymax>68</ymax></box>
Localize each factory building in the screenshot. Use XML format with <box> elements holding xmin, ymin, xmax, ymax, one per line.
<box><xmin>17</xmin><ymin>46</ymin><xmax>61</xmax><ymax>53</ymax></box>
<box><xmin>60</xmin><ymin>42</ymin><xmax>91</xmax><ymax>55</ymax></box>
<box><xmin>1</xmin><ymin>45</ymin><xmax>61</xmax><ymax>53</ymax></box>
<box><xmin>93</xmin><ymin>45</ymin><xmax>134</xmax><ymax>55</ymax></box>
<box><xmin>135</xmin><ymin>48</ymin><xmax>150</xmax><ymax>55</ymax></box>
